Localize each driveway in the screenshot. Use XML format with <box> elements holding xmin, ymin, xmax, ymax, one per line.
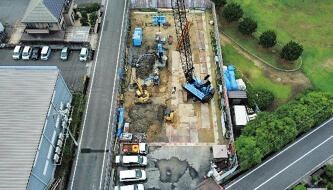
<box><xmin>116</xmin><ymin>146</ymin><xmax>213</xmax><ymax>190</ymax></box>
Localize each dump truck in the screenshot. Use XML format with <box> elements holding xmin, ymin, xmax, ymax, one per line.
<box><xmin>121</xmin><ymin>143</ymin><xmax>148</xmax><ymax>155</ymax></box>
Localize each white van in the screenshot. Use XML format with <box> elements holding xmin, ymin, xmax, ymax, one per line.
<box><xmin>119</xmin><ymin>170</ymin><xmax>146</xmax><ymax>182</ymax></box>
<box><xmin>114</xmin><ymin>184</ymin><xmax>144</xmax><ymax>190</ymax></box>
<box><xmin>12</xmin><ymin>45</ymin><xmax>23</xmax><ymax>60</ymax></box>
<box><xmin>22</xmin><ymin>46</ymin><xmax>32</xmax><ymax>60</ymax></box>
<box><xmin>41</xmin><ymin>46</ymin><xmax>51</xmax><ymax>60</ymax></box>
<box><xmin>116</xmin><ymin>155</ymin><xmax>147</xmax><ymax>166</ymax></box>
<box><xmin>79</xmin><ymin>47</ymin><xmax>88</xmax><ymax>61</ymax></box>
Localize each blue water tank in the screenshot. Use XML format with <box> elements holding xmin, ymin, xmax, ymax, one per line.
<box><xmin>133</xmin><ymin>28</ymin><xmax>142</xmax><ymax>47</ymax></box>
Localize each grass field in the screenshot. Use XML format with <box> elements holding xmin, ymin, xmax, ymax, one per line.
<box><xmin>222</xmin><ymin>44</ymin><xmax>291</xmax><ymax>104</ymax></box>
<box><xmin>224</xmin><ymin>0</ymin><xmax>333</xmax><ymax>92</ymax></box>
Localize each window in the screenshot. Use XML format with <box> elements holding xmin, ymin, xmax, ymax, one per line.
<box><xmin>135</xmin><ymin>170</ymin><xmax>142</xmax><ymax>178</ymax></box>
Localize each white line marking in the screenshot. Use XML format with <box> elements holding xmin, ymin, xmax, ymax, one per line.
<box><xmin>286</xmin><ymin>152</ymin><xmax>333</xmax><ymax>189</ymax></box>
<box><xmin>99</xmin><ymin>0</ymin><xmax>127</xmax><ymax>189</ymax></box>
<box><xmin>226</xmin><ymin>116</ymin><xmax>333</xmax><ymax>189</ymax></box>
<box><xmin>70</xmin><ymin>0</ymin><xmax>111</xmax><ymax>189</ymax></box>
<box><xmin>254</xmin><ymin>135</ymin><xmax>333</xmax><ymax>190</ymax></box>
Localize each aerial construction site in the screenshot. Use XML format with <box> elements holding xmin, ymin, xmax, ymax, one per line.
<box><xmin>119</xmin><ymin>12</ymin><xmax>226</xmax><ymax>145</ymax></box>
<box><xmin>114</xmin><ymin>1</ymin><xmax>236</xmax><ymax>188</ymax></box>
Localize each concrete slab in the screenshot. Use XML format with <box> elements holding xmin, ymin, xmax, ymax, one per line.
<box><xmin>201</xmin><ymin>104</ymin><xmax>210</xmax><ymax>129</ymax></box>
<box><xmin>172</xmin><ymin>51</ymin><xmax>180</xmax><ymax>73</ymax></box>
<box><xmin>145</xmin><ymin>146</ymin><xmax>212</xmax><ymax>189</ymax></box>
<box><xmin>180</xmin><ymin>116</ymin><xmax>197</xmax><ymax>124</ymax></box>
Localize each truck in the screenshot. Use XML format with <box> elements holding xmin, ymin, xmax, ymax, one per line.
<box><xmin>115</xmin><ymin>155</ymin><xmax>148</xmax><ymax>166</ymax></box>
<box><xmin>121</xmin><ymin>143</ymin><xmax>148</xmax><ymax>155</ymax></box>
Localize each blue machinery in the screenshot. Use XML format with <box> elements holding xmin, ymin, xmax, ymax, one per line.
<box><xmin>171</xmin><ymin>0</ymin><xmax>215</xmax><ymax>103</ymax></box>
<box><xmin>152</xmin><ymin>15</ymin><xmax>166</xmax><ymax>26</ymax></box>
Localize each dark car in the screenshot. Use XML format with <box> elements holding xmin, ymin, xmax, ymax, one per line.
<box><xmin>31</xmin><ymin>47</ymin><xmax>41</xmax><ymax>60</ymax></box>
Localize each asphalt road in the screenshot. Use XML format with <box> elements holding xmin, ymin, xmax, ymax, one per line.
<box><xmin>225</xmin><ymin>117</ymin><xmax>333</xmax><ymax>190</ymax></box>
<box><xmin>69</xmin><ymin>0</ymin><xmax>126</xmax><ymax>189</ymax></box>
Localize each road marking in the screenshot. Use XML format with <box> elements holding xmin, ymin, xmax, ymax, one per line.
<box><xmin>253</xmin><ymin>135</ymin><xmax>333</xmax><ymax>190</ymax></box>
<box><xmin>99</xmin><ymin>0</ymin><xmax>128</xmax><ymax>189</ymax></box>
<box><xmin>286</xmin><ymin>152</ymin><xmax>333</xmax><ymax>189</ymax></box>
<box><xmin>70</xmin><ymin>0</ymin><xmax>111</xmax><ymax>189</ymax></box>
<box><xmin>226</xmin><ymin>116</ymin><xmax>333</xmax><ymax>189</ymax></box>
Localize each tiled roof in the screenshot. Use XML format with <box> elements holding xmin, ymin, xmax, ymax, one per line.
<box><xmin>22</xmin><ymin>0</ymin><xmax>65</xmax><ymax>23</ymax></box>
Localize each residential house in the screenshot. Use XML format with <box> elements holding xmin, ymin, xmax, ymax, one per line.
<box><xmin>22</xmin><ymin>0</ymin><xmax>75</xmax><ymax>34</ymax></box>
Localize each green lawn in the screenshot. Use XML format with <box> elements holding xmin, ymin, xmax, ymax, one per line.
<box><xmin>222</xmin><ymin>44</ymin><xmax>291</xmax><ymax>103</ymax></box>
<box><xmin>224</xmin><ymin>0</ymin><xmax>333</xmax><ymax>92</ymax></box>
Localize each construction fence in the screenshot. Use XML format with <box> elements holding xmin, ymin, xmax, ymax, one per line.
<box><xmin>130</xmin><ymin>0</ymin><xmax>212</xmax><ymax>9</ymax></box>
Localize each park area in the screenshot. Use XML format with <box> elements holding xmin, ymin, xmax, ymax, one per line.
<box><xmin>218</xmin><ymin>0</ymin><xmax>333</xmax><ymax>109</ymax></box>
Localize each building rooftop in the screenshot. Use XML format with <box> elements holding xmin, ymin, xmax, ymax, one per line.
<box><xmin>22</xmin><ymin>0</ymin><xmax>65</xmax><ymax>23</ymax></box>
<box><xmin>0</xmin><ymin>66</ymin><xmax>59</xmax><ymax>190</ymax></box>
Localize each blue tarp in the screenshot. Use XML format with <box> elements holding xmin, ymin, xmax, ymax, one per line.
<box><xmin>228</xmin><ymin>65</ymin><xmax>238</xmax><ymax>90</ymax></box>
<box><xmin>224</xmin><ymin>65</ymin><xmax>238</xmax><ymax>91</ymax></box>
<box><xmin>117</xmin><ymin>108</ymin><xmax>125</xmax><ymax>137</ymax></box>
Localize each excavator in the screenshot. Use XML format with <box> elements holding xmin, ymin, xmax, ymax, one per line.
<box><xmin>131</xmin><ymin>74</ymin><xmax>151</xmax><ymax>104</ymax></box>
<box><xmin>164</xmin><ymin>109</ymin><xmax>174</xmax><ymax>122</ymax></box>
<box><xmin>164</xmin><ymin>97</ymin><xmax>174</xmax><ymax>122</ymax></box>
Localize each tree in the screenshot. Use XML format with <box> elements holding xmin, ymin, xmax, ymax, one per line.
<box><xmin>86</xmin><ymin>3</ymin><xmax>101</xmax><ymax>13</ymax></box>
<box><xmin>211</xmin><ymin>0</ymin><xmax>227</xmax><ymax>7</ymax></box>
<box><xmin>80</xmin><ymin>17</ymin><xmax>89</xmax><ymax>26</ymax></box>
<box><xmin>259</xmin><ymin>30</ymin><xmax>277</xmax><ymax>48</ymax></box>
<box><xmin>293</xmin><ymin>184</ymin><xmax>306</xmax><ymax>190</ymax></box>
<box><xmin>222</xmin><ymin>3</ymin><xmax>243</xmax><ymax>22</ymax></box>
<box><xmin>238</xmin><ymin>17</ymin><xmax>257</xmax><ymax>35</ymax></box>
<box><xmin>280</xmin><ymin>41</ymin><xmax>304</xmax><ymax>61</ymax></box>
<box><xmin>89</xmin><ymin>12</ymin><xmax>98</xmax><ymax>26</ymax></box>
<box><xmin>247</xmin><ymin>88</ymin><xmax>274</xmax><ymax>110</ymax></box>
<box><xmin>235</xmin><ymin>136</ymin><xmax>263</xmax><ymax>170</ymax></box>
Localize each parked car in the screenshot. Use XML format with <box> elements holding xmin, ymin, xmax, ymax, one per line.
<box><xmin>114</xmin><ymin>184</ymin><xmax>144</xmax><ymax>190</ymax></box>
<box><xmin>12</xmin><ymin>45</ymin><xmax>23</xmax><ymax>60</ymax></box>
<box><xmin>60</xmin><ymin>47</ymin><xmax>68</xmax><ymax>60</ymax></box>
<box><xmin>22</xmin><ymin>46</ymin><xmax>32</xmax><ymax>60</ymax></box>
<box><xmin>119</xmin><ymin>169</ymin><xmax>146</xmax><ymax>182</ymax></box>
<box><xmin>31</xmin><ymin>47</ymin><xmax>41</xmax><ymax>60</ymax></box>
<box><xmin>41</xmin><ymin>46</ymin><xmax>51</xmax><ymax>60</ymax></box>
<box><xmin>116</xmin><ymin>155</ymin><xmax>148</xmax><ymax>166</ymax></box>
<box><xmin>79</xmin><ymin>47</ymin><xmax>88</xmax><ymax>61</ymax></box>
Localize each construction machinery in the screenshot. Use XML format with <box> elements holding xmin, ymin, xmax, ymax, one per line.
<box><xmin>164</xmin><ymin>109</ymin><xmax>174</xmax><ymax>122</ymax></box>
<box><xmin>171</xmin><ymin>0</ymin><xmax>215</xmax><ymax>103</ymax></box>
<box><xmin>131</xmin><ymin>74</ymin><xmax>151</xmax><ymax>104</ymax></box>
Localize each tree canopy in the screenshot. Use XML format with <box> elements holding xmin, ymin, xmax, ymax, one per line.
<box><xmin>238</xmin><ymin>17</ymin><xmax>258</xmax><ymax>35</ymax></box>
<box><xmin>259</xmin><ymin>30</ymin><xmax>277</xmax><ymax>48</ymax></box>
<box><xmin>222</xmin><ymin>3</ymin><xmax>243</xmax><ymax>22</ymax></box>
<box><xmin>280</xmin><ymin>41</ymin><xmax>304</xmax><ymax>61</ymax></box>
<box><xmin>211</xmin><ymin>0</ymin><xmax>227</xmax><ymax>7</ymax></box>
<box><xmin>235</xmin><ymin>90</ymin><xmax>333</xmax><ymax>170</ymax></box>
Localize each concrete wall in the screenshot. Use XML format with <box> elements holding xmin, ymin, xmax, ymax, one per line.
<box><xmin>130</xmin><ymin>0</ymin><xmax>212</xmax><ymax>8</ymax></box>
<box><xmin>27</xmin><ymin>74</ymin><xmax>72</xmax><ymax>190</ymax></box>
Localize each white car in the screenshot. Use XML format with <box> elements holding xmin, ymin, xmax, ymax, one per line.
<box><xmin>22</xmin><ymin>46</ymin><xmax>32</xmax><ymax>60</ymax></box>
<box><xmin>12</xmin><ymin>45</ymin><xmax>23</xmax><ymax>60</ymax></box>
<box><xmin>79</xmin><ymin>47</ymin><xmax>88</xmax><ymax>61</ymax></box>
<box><xmin>119</xmin><ymin>169</ymin><xmax>146</xmax><ymax>182</ymax></box>
<box><xmin>116</xmin><ymin>155</ymin><xmax>148</xmax><ymax>166</ymax></box>
<box><xmin>41</xmin><ymin>46</ymin><xmax>51</xmax><ymax>60</ymax></box>
<box><xmin>114</xmin><ymin>184</ymin><xmax>144</xmax><ymax>190</ymax></box>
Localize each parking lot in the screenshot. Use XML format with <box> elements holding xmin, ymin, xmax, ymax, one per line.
<box><xmin>0</xmin><ymin>48</ymin><xmax>90</xmax><ymax>92</ymax></box>
<box><xmin>116</xmin><ymin>146</ymin><xmax>213</xmax><ymax>190</ymax></box>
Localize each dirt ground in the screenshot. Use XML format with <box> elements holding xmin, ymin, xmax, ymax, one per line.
<box><xmin>219</xmin><ymin>33</ymin><xmax>313</xmax><ymax>110</ymax></box>
<box><xmin>123</xmin><ymin>12</ymin><xmax>220</xmax><ymax>143</ymax></box>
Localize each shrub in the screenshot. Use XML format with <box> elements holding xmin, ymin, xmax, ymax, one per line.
<box><xmin>238</xmin><ymin>17</ymin><xmax>258</xmax><ymax>35</ymax></box>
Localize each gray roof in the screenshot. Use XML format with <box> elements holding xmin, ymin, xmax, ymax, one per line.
<box><xmin>0</xmin><ymin>66</ymin><xmax>59</xmax><ymax>190</ymax></box>
<box><xmin>22</xmin><ymin>0</ymin><xmax>65</xmax><ymax>23</ymax></box>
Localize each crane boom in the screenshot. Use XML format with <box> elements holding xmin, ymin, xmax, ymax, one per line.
<box><xmin>171</xmin><ymin>0</ymin><xmax>194</xmax><ymax>83</ymax></box>
<box><xmin>131</xmin><ymin>74</ymin><xmax>143</xmax><ymax>94</ymax></box>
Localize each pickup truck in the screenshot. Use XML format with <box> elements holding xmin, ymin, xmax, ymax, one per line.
<box><xmin>122</xmin><ymin>143</ymin><xmax>148</xmax><ymax>155</ymax></box>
